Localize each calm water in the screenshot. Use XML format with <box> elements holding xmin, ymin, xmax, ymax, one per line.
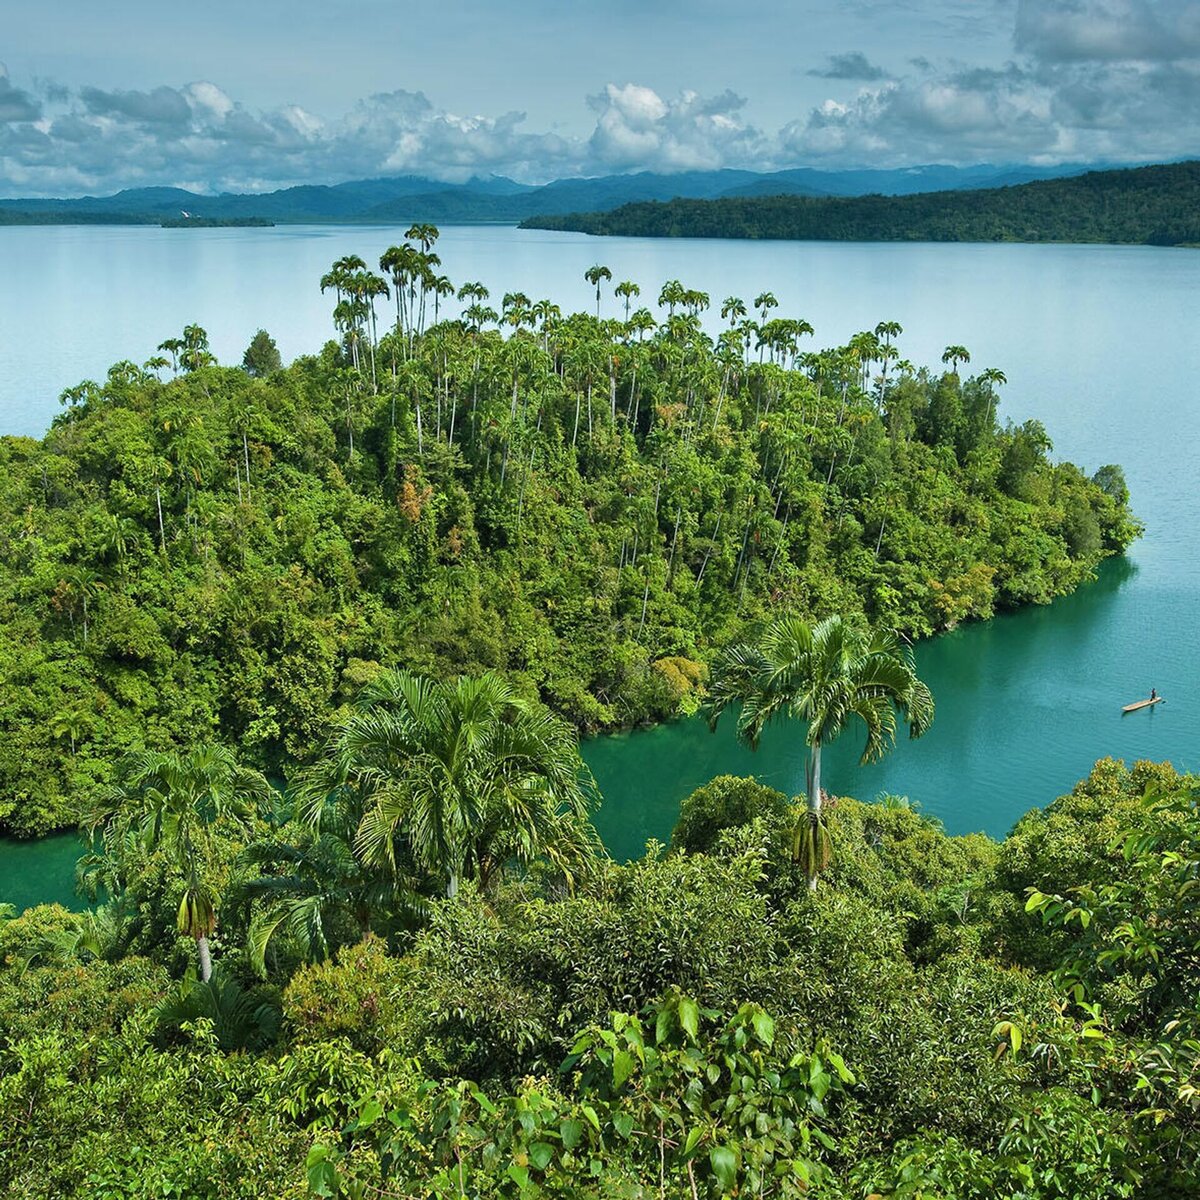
<box><xmin>0</xmin><ymin>225</ymin><xmax>1196</xmax><ymax>900</ymax></box>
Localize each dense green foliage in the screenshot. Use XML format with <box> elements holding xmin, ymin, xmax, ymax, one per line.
<box><xmin>0</xmin><ymin>237</ymin><xmax>1136</xmax><ymax>835</ymax></box>
<box><xmin>2</xmin><ymin>758</ymin><xmax>1198</xmax><ymax>1197</ymax></box>
<box><xmin>524</xmin><ymin>161</ymin><xmax>1200</xmax><ymax>246</ymax></box>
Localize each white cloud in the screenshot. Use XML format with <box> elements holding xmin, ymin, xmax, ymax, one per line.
<box><xmin>1</xmin><ymin>3</ymin><xmax>1200</xmax><ymax>200</ymax></box>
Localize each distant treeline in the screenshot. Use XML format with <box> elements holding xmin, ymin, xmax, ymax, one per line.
<box><xmin>0</xmin><ymin>210</ymin><xmax>157</xmax><ymax>226</ymax></box>
<box><xmin>0</xmin><ymin>212</ymin><xmax>274</xmax><ymax>228</ymax></box>
<box><xmin>158</xmin><ymin>216</ymin><xmax>274</xmax><ymax>228</ymax></box>
<box><xmin>522</xmin><ymin>161</ymin><xmax>1200</xmax><ymax>247</ymax></box>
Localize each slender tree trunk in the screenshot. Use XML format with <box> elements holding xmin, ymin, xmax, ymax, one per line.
<box><xmin>155</xmin><ymin>485</ymin><xmax>166</xmax><ymax>552</ymax></box>
<box><xmin>806</xmin><ymin>741</ymin><xmax>823</xmax><ymax>891</ymax></box>
<box><xmin>446</xmin><ymin>871</ymin><xmax>459</xmax><ymax>900</ymax></box>
<box><xmin>243</xmin><ymin>431</ymin><xmax>252</xmax><ymax>501</ymax></box>
<box><xmin>197</xmin><ymin>935</ymin><xmax>213</xmax><ymax>982</ymax></box>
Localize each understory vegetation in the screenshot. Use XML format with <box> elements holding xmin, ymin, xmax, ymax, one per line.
<box><xmin>2</xmin><ymin>758</ymin><xmax>1198</xmax><ymax>1198</ymax></box>
<box><xmin>0</xmin><ymin>233</ymin><xmax>1136</xmax><ymax>834</ymax></box>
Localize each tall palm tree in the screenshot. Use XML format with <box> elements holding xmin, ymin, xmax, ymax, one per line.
<box><xmin>303</xmin><ymin>670</ymin><xmax>597</xmax><ymax>899</ymax></box>
<box><xmin>615</xmin><ymin>280</ymin><xmax>640</xmax><ymax>322</ymax></box>
<box><xmin>585</xmin><ymin>265</ymin><xmax>612</xmax><ymax>318</ymax></box>
<box><xmin>708</xmin><ymin>615</ymin><xmax>933</xmax><ymax>887</ymax></box>
<box><xmin>978</xmin><ymin>367</ymin><xmax>1007</xmax><ymax>430</ymax></box>
<box><xmin>82</xmin><ymin>746</ymin><xmax>272</xmax><ymax>980</ymax></box>
<box><xmin>941</xmin><ymin>345</ymin><xmax>971</xmax><ymax>375</ymax></box>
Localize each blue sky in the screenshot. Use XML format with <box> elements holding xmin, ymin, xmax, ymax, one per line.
<box><xmin>2</xmin><ymin>0</ymin><xmax>1198</xmax><ymax>195</ymax></box>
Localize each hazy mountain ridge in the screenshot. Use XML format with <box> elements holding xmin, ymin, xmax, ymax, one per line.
<box><xmin>0</xmin><ymin>163</ymin><xmax>1114</xmax><ymax>225</ymax></box>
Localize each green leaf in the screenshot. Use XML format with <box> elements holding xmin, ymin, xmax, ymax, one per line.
<box><xmin>613</xmin><ymin>1112</ymin><xmax>635</xmax><ymax>1140</ymax></box>
<box><xmin>684</xmin><ymin>1126</ymin><xmax>704</xmax><ymax>1157</ymax></box>
<box><xmin>613</xmin><ymin>1048</ymin><xmax>635</xmax><ymax>1089</ymax></box>
<box><xmin>507</xmin><ymin>1164</ymin><xmax>530</xmax><ymax>1189</ymax></box>
<box><xmin>529</xmin><ymin>1142</ymin><xmax>555</xmax><ymax>1171</ymax></box>
<box><xmin>678</xmin><ymin>997</ymin><xmax>700</xmax><ymax>1041</ymax></box>
<box><xmin>750</xmin><ymin>1008</ymin><xmax>774</xmax><ymax>1047</ymax></box>
<box><xmin>560</xmin><ymin>1119</ymin><xmax>583</xmax><ymax>1150</ymax></box>
<box><xmin>710</xmin><ymin>1145</ymin><xmax>739</xmax><ymax>1192</ymax></box>
<box><xmin>305</xmin><ymin>1146</ymin><xmax>338</xmax><ymax>1198</ymax></box>
<box><xmin>355</xmin><ymin>1100</ymin><xmax>383</xmax><ymax>1129</ymax></box>
<box><xmin>655</xmin><ymin>1006</ymin><xmax>673</xmax><ymax>1045</ymax></box>
<box><xmin>581</xmin><ymin>1105</ymin><xmax>601</xmax><ymax>1132</ymax></box>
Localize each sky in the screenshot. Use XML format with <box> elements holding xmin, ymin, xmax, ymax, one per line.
<box><xmin>1</xmin><ymin>0</ymin><xmax>1199</xmax><ymax>196</ymax></box>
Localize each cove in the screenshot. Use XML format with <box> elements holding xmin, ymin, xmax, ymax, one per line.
<box><xmin>584</xmin><ymin>553</ymin><xmax>1189</xmax><ymax>864</ymax></box>
<box><xmin>2</xmin><ymin>552</ymin><xmax>1178</xmax><ymax>909</ymax></box>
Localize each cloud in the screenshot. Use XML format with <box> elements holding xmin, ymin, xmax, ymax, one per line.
<box><xmin>1015</xmin><ymin>0</ymin><xmax>1200</xmax><ymax>63</ymax></box>
<box><xmin>2</xmin><ymin>5</ymin><xmax>1200</xmax><ymax>200</ymax></box>
<box><xmin>0</xmin><ymin>64</ymin><xmax>41</xmax><ymax>123</ymax></box>
<box><xmin>808</xmin><ymin>52</ymin><xmax>889</xmax><ymax>81</ymax></box>
<box><xmin>586</xmin><ymin>84</ymin><xmax>765</xmax><ymax>171</ymax></box>
<box><xmin>0</xmin><ymin>74</ymin><xmax>775</xmax><ymax>194</ymax></box>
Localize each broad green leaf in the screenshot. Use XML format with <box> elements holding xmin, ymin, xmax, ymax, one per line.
<box><xmin>710</xmin><ymin>1144</ymin><xmax>739</xmax><ymax>1192</ymax></box>
<box><xmin>750</xmin><ymin>1008</ymin><xmax>774</xmax><ymax>1047</ymax></box>
<box><xmin>560</xmin><ymin>1118</ymin><xmax>583</xmax><ymax>1150</ymax></box>
<box><xmin>613</xmin><ymin>1048</ymin><xmax>635</xmax><ymax>1089</ymax></box>
<box><xmin>678</xmin><ymin>997</ymin><xmax>700</xmax><ymax>1041</ymax></box>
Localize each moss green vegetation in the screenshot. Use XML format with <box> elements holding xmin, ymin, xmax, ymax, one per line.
<box><xmin>2</xmin><ymin>757</ymin><xmax>1197</xmax><ymax>1197</ymax></box>
<box><xmin>0</xmin><ymin>232</ymin><xmax>1137</xmax><ymax>836</ymax></box>
<box><xmin>522</xmin><ymin>161</ymin><xmax>1200</xmax><ymax>246</ymax></box>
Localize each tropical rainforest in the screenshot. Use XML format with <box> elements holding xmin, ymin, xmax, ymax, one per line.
<box><xmin>0</xmin><ymin>237</ymin><xmax>1135</xmax><ymax>836</ymax></box>
<box><xmin>522</xmin><ymin>161</ymin><xmax>1200</xmax><ymax>247</ymax></box>
<box><xmin>3</xmin><ymin>227</ymin><xmax>1184</xmax><ymax>1199</ymax></box>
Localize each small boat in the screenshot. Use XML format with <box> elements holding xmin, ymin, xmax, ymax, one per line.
<box><xmin>1122</xmin><ymin>696</ymin><xmax>1165</xmax><ymax>713</ymax></box>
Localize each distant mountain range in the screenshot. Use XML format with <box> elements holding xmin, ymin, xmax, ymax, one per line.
<box><xmin>0</xmin><ymin>162</ymin><xmax>1123</xmax><ymax>226</ymax></box>
<box><xmin>521</xmin><ymin>161</ymin><xmax>1200</xmax><ymax>248</ymax></box>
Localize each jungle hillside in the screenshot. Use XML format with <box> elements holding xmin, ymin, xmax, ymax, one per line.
<box><xmin>521</xmin><ymin>161</ymin><xmax>1200</xmax><ymax>246</ymax></box>
<box><xmin>0</xmin><ymin>236</ymin><xmax>1138</xmax><ymax>836</ymax></box>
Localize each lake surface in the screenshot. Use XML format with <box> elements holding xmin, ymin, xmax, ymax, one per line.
<box><xmin>0</xmin><ymin>224</ymin><xmax>1196</xmax><ymax>901</ymax></box>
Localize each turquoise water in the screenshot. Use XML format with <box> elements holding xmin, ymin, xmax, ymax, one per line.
<box><xmin>0</xmin><ymin>227</ymin><xmax>1197</xmax><ymax>902</ymax></box>
<box><xmin>0</xmin><ymin>834</ymin><xmax>85</xmax><ymax>911</ymax></box>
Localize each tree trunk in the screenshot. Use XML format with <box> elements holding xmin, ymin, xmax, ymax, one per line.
<box><xmin>446</xmin><ymin>871</ymin><xmax>459</xmax><ymax>900</ymax></box>
<box><xmin>808</xmin><ymin>740</ymin><xmax>822</xmax><ymax>815</ymax></box>
<box><xmin>155</xmin><ymin>485</ymin><xmax>166</xmax><ymax>552</ymax></box>
<box><xmin>806</xmin><ymin>740</ymin><xmax>822</xmax><ymax>892</ymax></box>
<box><xmin>197</xmin><ymin>934</ymin><xmax>213</xmax><ymax>983</ymax></box>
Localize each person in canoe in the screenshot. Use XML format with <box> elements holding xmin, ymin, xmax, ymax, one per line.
<box><xmin>1151</xmin><ymin>687</ymin><xmax>1158</xmax><ymax>701</ymax></box>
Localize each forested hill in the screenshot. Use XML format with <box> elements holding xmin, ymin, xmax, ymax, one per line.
<box><xmin>0</xmin><ymin>246</ymin><xmax>1137</xmax><ymax>835</ymax></box>
<box><xmin>0</xmin><ymin>161</ymin><xmax>1105</xmax><ymax>226</ymax></box>
<box><xmin>521</xmin><ymin>161</ymin><xmax>1200</xmax><ymax>246</ymax></box>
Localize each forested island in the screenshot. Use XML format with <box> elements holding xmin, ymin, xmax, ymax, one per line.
<box><xmin>5</xmin><ymin>228</ymin><xmax>1191</xmax><ymax>1199</ymax></box>
<box><xmin>522</xmin><ymin>161</ymin><xmax>1200</xmax><ymax>246</ymax></box>
<box><xmin>0</xmin><ymin>242</ymin><xmax>1136</xmax><ymax>837</ymax></box>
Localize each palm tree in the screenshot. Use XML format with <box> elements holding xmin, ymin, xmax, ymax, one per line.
<box><xmin>708</xmin><ymin>615</ymin><xmax>933</xmax><ymax>888</ymax></box>
<box><xmin>239</xmin><ymin>820</ymin><xmax>426</xmax><ymax>974</ymax></box>
<box><xmin>721</xmin><ymin>296</ymin><xmax>747</xmax><ymax>327</ymax></box>
<box><xmin>304</xmin><ymin>670</ymin><xmax>597</xmax><ymax>899</ymax></box>
<box><xmin>658</xmin><ymin>279</ymin><xmax>686</xmax><ymax>317</ymax></box>
<box><xmin>615</xmin><ymin>280</ymin><xmax>640</xmax><ymax>322</ymax></box>
<box><xmin>585</xmin><ymin>265</ymin><xmax>612</xmax><ymax>318</ymax></box>
<box><xmin>942</xmin><ymin>345</ymin><xmax>971</xmax><ymax>375</ymax></box>
<box><xmin>83</xmin><ymin>745</ymin><xmax>272</xmax><ymax>980</ymax></box>
<box><xmin>978</xmin><ymin>367</ymin><xmax>1007</xmax><ymax>430</ymax></box>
